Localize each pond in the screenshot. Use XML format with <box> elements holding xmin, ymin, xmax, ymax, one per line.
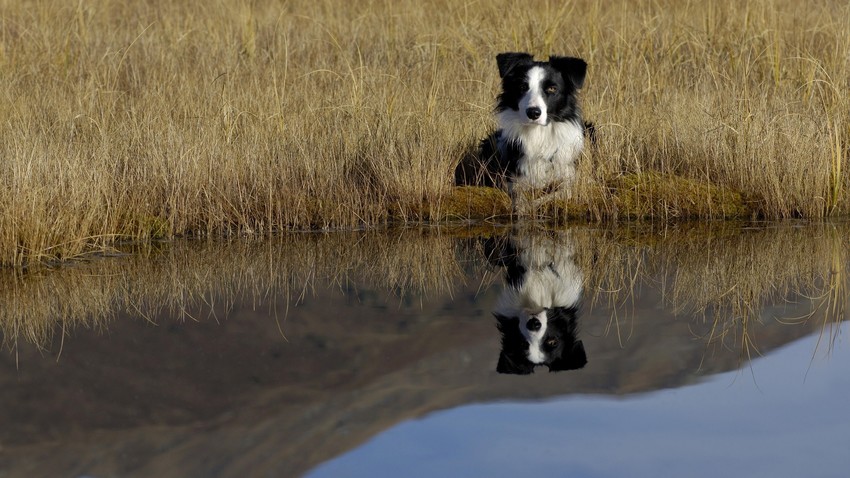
<box><xmin>0</xmin><ymin>222</ymin><xmax>848</xmax><ymax>477</ymax></box>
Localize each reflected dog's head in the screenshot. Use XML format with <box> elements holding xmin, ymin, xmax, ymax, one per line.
<box><xmin>486</xmin><ymin>235</ymin><xmax>587</xmax><ymax>375</ymax></box>
<box><xmin>495</xmin><ymin>307</ymin><xmax>586</xmax><ymax>375</ymax></box>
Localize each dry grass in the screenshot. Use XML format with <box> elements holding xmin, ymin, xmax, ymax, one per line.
<box><xmin>1</xmin><ymin>0</ymin><xmax>848</xmax><ymax>266</ymax></box>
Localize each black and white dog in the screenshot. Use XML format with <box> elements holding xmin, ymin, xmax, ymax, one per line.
<box><xmin>458</xmin><ymin>52</ymin><xmax>591</xmax><ymax>200</ymax></box>
<box><xmin>486</xmin><ymin>232</ymin><xmax>587</xmax><ymax>374</ymax></box>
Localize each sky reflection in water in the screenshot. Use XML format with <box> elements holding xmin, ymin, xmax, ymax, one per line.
<box><xmin>311</xmin><ymin>323</ymin><xmax>850</xmax><ymax>478</ymax></box>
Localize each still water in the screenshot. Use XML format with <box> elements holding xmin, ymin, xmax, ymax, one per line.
<box><xmin>0</xmin><ymin>223</ymin><xmax>847</xmax><ymax>477</ymax></box>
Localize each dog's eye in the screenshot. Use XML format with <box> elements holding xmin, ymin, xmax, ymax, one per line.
<box><xmin>545</xmin><ymin>85</ymin><xmax>558</xmax><ymax>94</ymax></box>
<box><xmin>519</xmin><ymin>84</ymin><xmax>529</xmax><ymax>93</ymax></box>
<box><xmin>545</xmin><ymin>338</ymin><xmax>559</xmax><ymax>348</ymax></box>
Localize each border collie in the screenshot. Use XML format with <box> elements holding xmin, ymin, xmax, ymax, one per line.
<box><xmin>457</xmin><ymin>52</ymin><xmax>590</xmax><ymax>202</ymax></box>
<box><xmin>486</xmin><ymin>233</ymin><xmax>587</xmax><ymax>374</ymax></box>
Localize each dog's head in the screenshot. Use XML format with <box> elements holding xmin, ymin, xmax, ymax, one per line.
<box><xmin>495</xmin><ymin>306</ymin><xmax>587</xmax><ymax>375</ymax></box>
<box><xmin>495</xmin><ymin>52</ymin><xmax>587</xmax><ymax>126</ymax></box>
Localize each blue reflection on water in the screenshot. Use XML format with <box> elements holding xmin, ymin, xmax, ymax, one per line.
<box><xmin>309</xmin><ymin>323</ymin><xmax>850</xmax><ymax>478</ymax></box>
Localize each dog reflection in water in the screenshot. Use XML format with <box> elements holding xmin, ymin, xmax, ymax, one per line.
<box><xmin>486</xmin><ymin>233</ymin><xmax>586</xmax><ymax>375</ymax></box>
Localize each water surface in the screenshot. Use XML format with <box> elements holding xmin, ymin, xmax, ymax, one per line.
<box><xmin>0</xmin><ymin>223</ymin><xmax>847</xmax><ymax>477</ymax></box>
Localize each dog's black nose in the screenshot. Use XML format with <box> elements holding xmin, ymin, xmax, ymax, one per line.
<box><xmin>527</xmin><ymin>318</ymin><xmax>542</xmax><ymax>331</ymax></box>
<box><xmin>526</xmin><ymin>107</ymin><xmax>541</xmax><ymax>120</ymax></box>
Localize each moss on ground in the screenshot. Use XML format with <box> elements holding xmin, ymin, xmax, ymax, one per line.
<box><xmin>434</xmin><ymin>173</ymin><xmax>751</xmax><ymax>222</ymax></box>
<box><xmin>606</xmin><ymin>172</ymin><xmax>749</xmax><ymax>220</ymax></box>
<box><xmin>436</xmin><ymin>186</ymin><xmax>512</xmax><ymax>220</ymax></box>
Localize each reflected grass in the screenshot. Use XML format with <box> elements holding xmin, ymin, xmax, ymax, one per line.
<box><xmin>580</xmin><ymin>222</ymin><xmax>849</xmax><ymax>357</ymax></box>
<box><xmin>0</xmin><ymin>229</ymin><xmax>467</xmax><ymax>351</ymax></box>
<box><xmin>1</xmin><ymin>223</ymin><xmax>848</xmax><ymax>356</ymax></box>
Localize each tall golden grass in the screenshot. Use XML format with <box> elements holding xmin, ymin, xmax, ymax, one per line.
<box><xmin>1</xmin><ymin>0</ymin><xmax>848</xmax><ymax>266</ymax></box>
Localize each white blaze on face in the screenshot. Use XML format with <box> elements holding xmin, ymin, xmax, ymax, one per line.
<box><xmin>521</xmin><ymin>66</ymin><xmax>548</xmax><ymax>125</ymax></box>
<box><xmin>521</xmin><ymin>309</ymin><xmax>548</xmax><ymax>363</ymax></box>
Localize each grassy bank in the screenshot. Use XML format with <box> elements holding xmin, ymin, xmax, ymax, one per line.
<box><xmin>1</xmin><ymin>0</ymin><xmax>848</xmax><ymax>266</ymax></box>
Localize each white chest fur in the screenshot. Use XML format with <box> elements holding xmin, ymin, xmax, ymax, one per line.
<box><xmin>496</xmin><ymin>114</ymin><xmax>584</xmax><ymax>190</ymax></box>
<box><xmin>494</xmin><ymin>237</ymin><xmax>583</xmax><ymax>317</ymax></box>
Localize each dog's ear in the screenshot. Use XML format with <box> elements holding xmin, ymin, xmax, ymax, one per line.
<box><xmin>494</xmin><ymin>313</ymin><xmax>516</xmax><ymax>331</ymax></box>
<box><xmin>547</xmin><ymin>340</ymin><xmax>587</xmax><ymax>372</ymax></box>
<box><xmin>497</xmin><ymin>352</ymin><xmax>536</xmax><ymax>375</ymax></box>
<box><xmin>550</xmin><ymin>56</ymin><xmax>587</xmax><ymax>89</ymax></box>
<box><xmin>496</xmin><ymin>52</ymin><xmax>534</xmax><ymax>78</ymax></box>
<box><xmin>494</xmin><ymin>313</ymin><xmax>535</xmax><ymax>374</ymax></box>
